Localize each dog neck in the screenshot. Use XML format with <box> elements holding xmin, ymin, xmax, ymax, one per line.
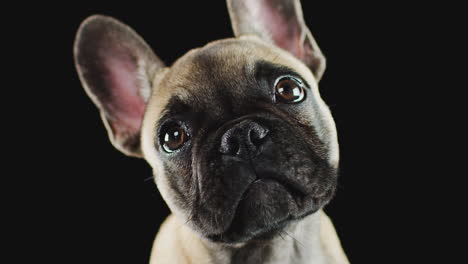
<box><xmin>151</xmin><ymin>210</ymin><xmax>348</xmax><ymax>264</ymax></box>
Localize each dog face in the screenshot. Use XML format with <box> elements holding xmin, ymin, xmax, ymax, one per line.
<box><xmin>75</xmin><ymin>0</ymin><xmax>339</xmax><ymax>244</ymax></box>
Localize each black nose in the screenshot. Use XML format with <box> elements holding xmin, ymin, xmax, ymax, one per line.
<box><xmin>219</xmin><ymin>120</ymin><xmax>269</xmax><ymax>157</ymax></box>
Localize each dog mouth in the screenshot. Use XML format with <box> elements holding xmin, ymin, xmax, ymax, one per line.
<box><xmin>205</xmin><ymin>176</ymin><xmax>318</xmax><ymax>244</ymax></box>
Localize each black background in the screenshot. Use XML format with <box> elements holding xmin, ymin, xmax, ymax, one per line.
<box><xmin>21</xmin><ymin>1</ymin><xmax>454</xmax><ymax>263</ymax></box>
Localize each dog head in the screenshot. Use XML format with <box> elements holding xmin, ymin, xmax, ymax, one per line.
<box><xmin>74</xmin><ymin>0</ymin><xmax>339</xmax><ymax>244</ymax></box>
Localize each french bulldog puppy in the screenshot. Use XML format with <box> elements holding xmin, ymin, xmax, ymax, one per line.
<box><xmin>74</xmin><ymin>0</ymin><xmax>349</xmax><ymax>263</ymax></box>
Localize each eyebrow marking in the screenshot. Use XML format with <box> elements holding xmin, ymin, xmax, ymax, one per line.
<box><xmin>254</xmin><ymin>60</ymin><xmax>311</xmax><ymax>89</ymax></box>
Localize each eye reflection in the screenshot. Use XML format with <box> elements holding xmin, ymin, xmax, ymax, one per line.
<box><xmin>161</xmin><ymin>123</ymin><xmax>188</xmax><ymax>153</ymax></box>
<box><xmin>275</xmin><ymin>76</ymin><xmax>305</xmax><ymax>103</ymax></box>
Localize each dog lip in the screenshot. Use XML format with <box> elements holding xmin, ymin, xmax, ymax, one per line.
<box><xmin>205</xmin><ymin>177</ymin><xmax>287</xmax><ymax>237</ymax></box>
<box><xmin>252</xmin><ymin>171</ymin><xmax>307</xmax><ymax>198</ymax></box>
<box><xmin>203</xmin><ymin>175</ymin><xmax>327</xmax><ymax>243</ymax></box>
<box><xmin>206</xmin><ymin>178</ymin><xmax>295</xmax><ymax>244</ymax></box>
<box><xmin>224</xmin><ymin>177</ymin><xmax>299</xmax><ymax>232</ymax></box>
<box><xmin>206</xmin><ymin>177</ymin><xmax>321</xmax><ymax>244</ymax></box>
<box><xmin>253</xmin><ymin>177</ymin><xmax>304</xmax><ymax>197</ymax></box>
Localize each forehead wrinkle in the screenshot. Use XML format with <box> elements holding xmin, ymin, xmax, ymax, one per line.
<box><xmin>145</xmin><ymin>37</ymin><xmax>320</xmax><ymax>130</ymax></box>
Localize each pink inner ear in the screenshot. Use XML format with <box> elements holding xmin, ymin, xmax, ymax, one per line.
<box><xmin>249</xmin><ymin>0</ymin><xmax>304</xmax><ymax>60</ymax></box>
<box><xmin>102</xmin><ymin>49</ymin><xmax>146</xmax><ymax>136</ymax></box>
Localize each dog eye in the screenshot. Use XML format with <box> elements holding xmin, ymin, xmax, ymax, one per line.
<box><xmin>275</xmin><ymin>76</ymin><xmax>305</xmax><ymax>103</ymax></box>
<box><xmin>161</xmin><ymin>123</ymin><xmax>189</xmax><ymax>153</ymax></box>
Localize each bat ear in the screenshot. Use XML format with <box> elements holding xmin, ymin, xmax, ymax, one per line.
<box><xmin>227</xmin><ymin>0</ymin><xmax>326</xmax><ymax>81</ymax></box>
<box><xmin>74</xmin><ymin>15</ymin><xmax>165</xmax><ymax>157</ymax></box>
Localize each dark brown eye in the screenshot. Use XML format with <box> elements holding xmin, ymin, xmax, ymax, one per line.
<box><xmin>161</xmin><ymin>124</ymin><xmax>189</xmax><ymax>153</ymax></box>
<box><xmin>275</xmin><ymin>77</ymin><xmax>305</xmax><ymax>103</ymax></box>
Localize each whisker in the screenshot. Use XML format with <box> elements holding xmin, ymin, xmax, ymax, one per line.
<box><xmin>184</xmin><ymin>209</ymin><xmax>195</xmax><ymax>225</ymax></box>
<box><xmin>278</xmin><ymin>231</ymin><xmax>287</xmax><ymax>241</ymax></box>
<box><xmin>144</xmin><ymin>176</ymin><xmax>155</xmax><ymax>182</ymax></box>
<box><xmin>283</xmin><ymin>231</ymin><xmax>304</xmax><ymax>248</ymax></box>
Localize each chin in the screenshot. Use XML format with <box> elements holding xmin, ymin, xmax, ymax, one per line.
<box><xmin>202</xmin><ymin>177</ymin><xmax>334</xmax><ymax>244</ymax></box>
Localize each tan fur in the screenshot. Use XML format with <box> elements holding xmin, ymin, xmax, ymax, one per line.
<box><xmin>150</xmin><ymin>211</ymin><xmax>348</xmax><ymax>264</ymax></box>
<box><xmin>320</xmin><ymin>213</ymin><xmax>350</xmax><ymax>263</ymax></box>
<box><xmin>150</xmin><ymin>214</ymin><xmax>213</xmax><ymax>264</ymax></box>
<box><xmin>140</xmin><ymin>37</ymin><xmax>346</xmax><ymax>263</ymax></box>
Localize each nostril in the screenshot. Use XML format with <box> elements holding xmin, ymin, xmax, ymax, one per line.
<box><xmin>219</xmin><ymin>131</ymin><xmax>240</xmax><ymax>155</ymax></box>
<box><xmin>219</xmin><ymin>120</ymin><xmax>270</xmax><ymax>156</ymax></box>
<box><xmin>249</xmin><ymin>125</ymin><xmax>269</xmax><ymax>147</ymax></box>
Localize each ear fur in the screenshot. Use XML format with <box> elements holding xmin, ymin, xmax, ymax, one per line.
<box><xmin>227</xmin><ymin>0</ymin><xmax>326</xmax><ymax>81</ymax></box>
<box><xmin>74</xmin><ymin>15</ymin><xmax>165</xmax><ymax>157</ymax></box>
